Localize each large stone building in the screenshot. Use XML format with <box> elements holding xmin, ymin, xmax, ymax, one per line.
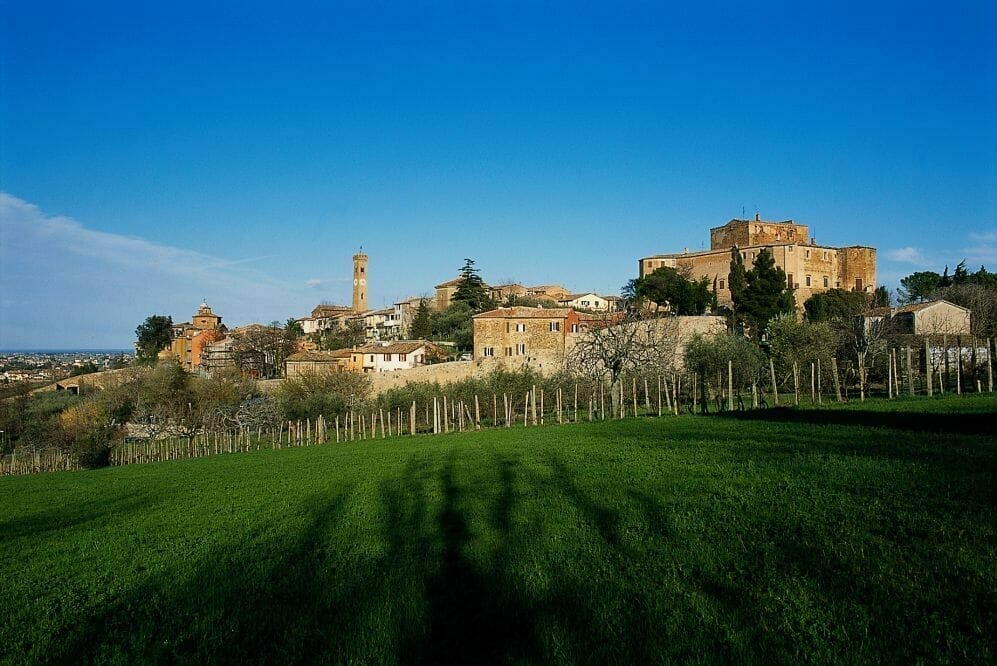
<box><xmin>472</xmin><ymin>306</ymin><xmax>588</xmax><ymax>370</ymax></box>
<box><xmin>639</xmin><ymin>215</ymin><xmax>876</xmax><ymax>309</ymax></box>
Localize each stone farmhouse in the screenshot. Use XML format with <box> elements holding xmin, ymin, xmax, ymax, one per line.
<box><xmin>639</xmin><ymin>214</ymin><xmax>877</xmax><ymax>310</ymax></box>
<box><xmin>285</xmin><ymin>349</ymin><xmax>353</xmax><ymax>378</ymax></box>
<box><xmin>472</xmin><ymin>306</ymin><xmax>586</xmax><ymax>370</ymax></box>
<box><xmin>863</xmin><ymin>300</ymin><xmax>972</xmax><ymax>337</ymax></box>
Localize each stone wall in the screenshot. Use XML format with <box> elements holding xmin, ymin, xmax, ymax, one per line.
<box><xmin>837</xmin><ymin>246</ymin><xmax>877</xmax><ymax>293</ymax></box>
<box><xmin>710</xmin><ymin>219</ymin><xmax>808</xmax><ymax>250</ymax></box>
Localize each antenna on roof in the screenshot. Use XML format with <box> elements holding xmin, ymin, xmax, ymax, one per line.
<box><xmin>741</xmin><ymin>205</ymin><xmax>746</xmax><ymax>218</ymax></box>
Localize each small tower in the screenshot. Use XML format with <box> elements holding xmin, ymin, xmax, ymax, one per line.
<box><xmin>352</xmin><ymin>251</ymin><xmax>368</xmax><ymax>313</ymax></box>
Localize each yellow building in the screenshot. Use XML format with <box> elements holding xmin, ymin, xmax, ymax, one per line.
<box><xmin>639</xmin><ymin>215</ymin><xmax>876</xmax><ymax>309</ymax></box>
<box><xmin>161</xmin><ymin>303</ymin><xmax>225</xmax><ymax>371</ymax></box>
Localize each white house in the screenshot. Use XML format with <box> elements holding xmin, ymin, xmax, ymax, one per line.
<box><xmin>349</xmin><ymin>341</ymin><xmax>441</xmax><ymax>372</ymax></box>
<box><xmin>557</xmin><ymin>292</ymin><xmax>617</xmax><ymax>312</ymax></box>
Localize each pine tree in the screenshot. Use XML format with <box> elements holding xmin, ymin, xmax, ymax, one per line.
<box><xmin>740</xmin><ymin>249</ymin><xmax>795</xmax><ymax>338</ymax></box>
<box><xmin>451</xmin><ymin>258</ymin><xmax>493</xmax><ymax>312</ymax></box>
<box><xmin>728</xmin><ymin>246</ymin><xmax>747</xmax><ymax>303</ymax></box>
<box><xmin>410</xmin><ymin>298</ymin><xmax>433</xmax><ymax>339</ymax></box>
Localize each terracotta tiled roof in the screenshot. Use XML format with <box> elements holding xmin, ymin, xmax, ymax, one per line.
<box><xmin>354</xmin><ymin>341</ymin><xmax>432</xmax><ymax>355</ymax></box>
<box><xmin>435</xmin><ymin>277</ymin><xmax>464</xmax><ymax>288</ymax></box>
<box><xmin>892</xmin><ymin>300</ymin><xmax>967</xmax><ymax>315</ymax></box>
<box><xmin>865</xmin><ymin>300</ymin><xmax>969</xmax><ymax>318</ymax></box>
<box><xmin>474</xmin><ymin>306</ymin><xmax>574</xmax><ymax>319</ymax></box>
<box><xmin>286</xmin><ymin>349</ymin><xmax>352</xmax><ymax>362</ymax></box>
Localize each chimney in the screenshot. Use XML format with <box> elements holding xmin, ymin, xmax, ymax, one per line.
<box><xmin>755</xmin><ymin>212</ymin><xmax>760</xmax><ymax>222</ymax></box>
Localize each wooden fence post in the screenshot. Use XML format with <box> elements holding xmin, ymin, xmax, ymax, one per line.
<box><xmin>770</xmin><ymin>358</ymin><xmax>779</xmax><ymax>406</ymax></box>
<box><xmin>728</xmin><ymin>360</ymin><xmax>734</xmax><ymax>412</ymax></box>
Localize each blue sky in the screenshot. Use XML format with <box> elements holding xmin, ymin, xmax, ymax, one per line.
<box><xmin>1</xmin><ymin>1</ymin><xmax>994</xmax><ymax>348</ymax></box>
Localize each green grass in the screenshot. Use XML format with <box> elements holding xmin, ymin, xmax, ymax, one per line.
<box><xmin>1</xmin><ymin>395</ymin><xmax>995</xmax><ymax>663</ymax></box>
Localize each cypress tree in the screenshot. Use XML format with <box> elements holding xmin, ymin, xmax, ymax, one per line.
<box><xmin>740</xmin><ymin>249</ymin><xmax>795</xmax><ymax>338</ymax></box>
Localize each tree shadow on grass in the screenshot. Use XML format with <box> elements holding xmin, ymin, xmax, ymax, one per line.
<box><xmin>0</xmin><ymin>491</ymin><xmax>155</xmax><ymax>541</ymax></box>
<box><xmin>44</xmin><ymin>486</ymin><xmax>372</xmax><ymax>663</ymax></box>
<box><xmin>721</xmin><ymin>406</ymin><xmax>994</xmax><ymax>436</ymax></box>
<box><xmin>390</xmin><ymin>453</ymin><xmax>542</xmax><ymax>664</ymax></box>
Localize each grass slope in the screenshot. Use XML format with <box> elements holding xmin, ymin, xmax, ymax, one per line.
<box><xmin>1</xmin><ymin>395</ymin><xmax>995</xmax><ymax>663</ymax></box>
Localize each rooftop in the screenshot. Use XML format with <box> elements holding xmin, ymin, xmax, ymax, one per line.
<box><xmin>474</xmin><ymin>306</ymin><xmax>575</xmax><ymax>319</ymax></box>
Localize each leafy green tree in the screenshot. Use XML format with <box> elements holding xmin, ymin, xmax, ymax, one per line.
<box><xmin>737</xmin><ymin>249</ymin><xmax>794</xmax><ymax>338</ymax></box>
<box><xmin>728</xmin><ymin>246</ymin><xmax>747</xmax><ymax>307</ymax></box>
<box><xmin>451</xmin><ymin>258</ymin><xmax>493</xmax><ymax>312</ymax></box>
<box><xmin>410</xmin><ymin>298</ymin><xmax>433</xmax><ymax>339</ymax></box>
<box><xmin>285</xmin><ymin>318</ymin><xmax>304</xmax><ymax>340</ymax></box>
<box><xmin>313</xmin><ymin>319</ymin><xmax>366</xmax><ymax>351</ymax></box>
<box><xmin>804</xmin><ymin>289</ymin><xmax>869</xmax><ymax>323</ymax></box>
<box><xmin>898</xmin><ymin>271</ymin><xmax>941</xmax><ymax>304</ymax></box>
<box><xmin>135</xmin><ymin>315</ymin><xmax>173</xmax><ymax>364</ymax></box>
<box><xmin>635</xmin><ymin>267</ymin><xmax>712</xmax><ymax>315</ymax></box>
<box><xmin>971</xmin><ymin>265</ymin><xmax>997</xmax><ymax>289</ymax></box>
<box><xmin>430</xmin><ymin>302</ymin><xmax>475</xmax><ymax>350</ymax></box>
<box><xmin>871</xmin><ymin>286</ymin><xmax>891</xmax><ymax>308</ymax></box>
<box><xmin>69</xmin><ymin>362</ymin><xmax>100</xmax><ymax>377</ymax></box>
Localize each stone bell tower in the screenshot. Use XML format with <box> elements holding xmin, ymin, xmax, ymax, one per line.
<box><xmin>352</xmin><ymin>250</ymin><xmax>368</xmax><ymax>313</ymax></box>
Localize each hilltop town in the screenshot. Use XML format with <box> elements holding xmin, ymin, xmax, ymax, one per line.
<box><xmin>143</xmin><ymin>214</ymin><xmax>888</xmax><ymax>383</ymax></box>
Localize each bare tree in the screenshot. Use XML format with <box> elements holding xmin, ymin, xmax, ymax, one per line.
<box><xmin>567</xmin><ymin>311</ymin><xmax>681</xmax><ymax>392</ymax></box>
<box><xmin>843</xmin><ymin>314</ymin><xmax>890</xmax><ymax>400</ymax></box>
<box><xmin>231</xmin><ymin>322</ymin><xmax>296</xmax><ymax>379</ymax></box>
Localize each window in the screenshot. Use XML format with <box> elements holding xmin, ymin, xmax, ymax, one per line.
<box><xmin>505</xmin><ymin>347</ymin><xmax>513</xmax><ymax>356</ymax></box>
<box><xmin>384</xmin><ymin>354</ymin><xmax>391</xmax><ymax>361</ymax></box>
<box><xmin>822</xmin><ymin>251</ymin><xmax>828</xmax><ymax>260</ymax></box>
<box><xmin>516</xmin><ymin>343</ymin><xmax>526</xmax><ymax>355</ymax></box>
<box><xmin>855</xmin><ymin>278</ymin><xmax>864</xmax><ymax>291</ymax></box>
<box><xmin>399</xmin><ymin>353</ymin><xmax>406</xmax><ymax>361</ymax></box>
<box><xmin>369</xmin><ymin>355</ymin><xmax>374</xmax><ymax>362</ymax></box>
<box><xmin>483</xmin><ymin>347</ymin><xmax>494</xmax><ymax>357</ymax></box>
<box><xmin>549</xmin><ymin>321</ymin><xmax>560</xmax><ymax>332</ymax></box>
<box><xmin>806</xmin><ymin>249</ymin><xmax>811</xmax><ymax>259</ymax></box>
<box><xmin>719</xmin><ymin>279</ymin><xmax>725</xmax><ymax>290</ymax></box>
<box><xmin>787</xmin><ymin>273</ymin><xmax>794</xmax><ymax>288</ymax></box>
<box><xmin>823</xmin><ymin>276</ymin><xmax>829</xmax><ymax>288</ymax></box>
<box><xmin>805</xmin><ymin>276</ymin><xmax>811</xmax><ymax>287</ymax></box>
<box><xmin>581</xmin><ymin>301</ymin><xmax>589</xmax><ymax>306</ymax></box>
<box><xmin>515</xmin><ymin>323</ymin><xmax>526</xmax><ymax>332</ymax></box>
<box><xmin>570</xmin><ymin>323</ymin><xmax>579</xmax><ymax>333</ymax></box>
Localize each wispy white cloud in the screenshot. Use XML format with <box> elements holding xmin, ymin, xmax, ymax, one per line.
<box><xmin>0</xmin><ymin>192</ymin><xmax>319</xmax><ymax>348</ymax></box>
<box><xmin>969</xmin><ymin>231</ymin><xmax>997</xmax><ymax>243</ymax></box>
<box><xmin>305</xmin><ymin>277</ymin><xmax>350</xmax><ymax>289</ymax></box>
<box><xmin>962</xmin><ymin>229</ymin><xmax>997</xmax><ymax>265</ymax></box>
<box><xmin>884</xmin><ymin>246</ymin><xmax>930</xmax><ymax>266</ymax></box>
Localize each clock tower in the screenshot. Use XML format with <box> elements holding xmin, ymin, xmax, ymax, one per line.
<box><xmin>352</xmin><ymin>251</ymin><xmax>368</xmax><ymax>313</ymax></box>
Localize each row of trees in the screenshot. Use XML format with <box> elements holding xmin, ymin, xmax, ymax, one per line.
<box><xmin>898</xmin><ymin>262</ymin><xmax>996</xmax><ymax>337</ymax></box>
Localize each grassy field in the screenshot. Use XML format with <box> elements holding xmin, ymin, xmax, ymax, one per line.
<box><xmin>1</xmin><ymin>395</ymin><xmax>994</xmax><ymax>663</ymax></box>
